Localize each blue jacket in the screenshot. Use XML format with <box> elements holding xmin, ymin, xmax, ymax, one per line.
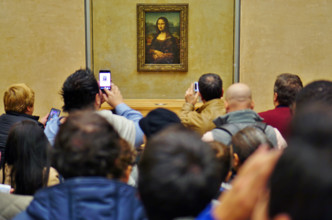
<box><xmin>14</xmin><ymin>177</ymin><xmax>147</xmax><ymax>220</ymax></box>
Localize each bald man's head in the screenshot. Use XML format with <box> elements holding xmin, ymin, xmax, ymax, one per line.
<box><xmin>225</xmin><ymin>83</ymin><xmax>254</xmax><ymax>112</ymax></box>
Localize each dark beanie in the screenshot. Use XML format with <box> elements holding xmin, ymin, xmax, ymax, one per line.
<box><xmin>139</xmin><ymin>108</ymin><xmax>181</xmax><ymax>139</ymax></box>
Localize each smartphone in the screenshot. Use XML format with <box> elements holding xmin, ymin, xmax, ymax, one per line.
<box><xmin>99</xmin><ymin>70</ymin><xmax>112</xmax><ymax>93</ymax></box>
<box><xmin>47</xmin><ymin>108</ymin><xmax>61</xmax><ymax>124</ymax></box>
<box><xmin>194</xmin><ymin>82</ymin><xmax>199</xmax><ymax>92</ymax></box>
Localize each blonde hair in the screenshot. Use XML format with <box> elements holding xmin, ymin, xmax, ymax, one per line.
<box><xmin>4</xmin><ymin>83</ymin><xmax>35</xmax><ymax>113</ymax></box>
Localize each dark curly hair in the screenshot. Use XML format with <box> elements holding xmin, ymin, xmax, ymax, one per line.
<box><xmin>274</xmin><ymin>73</ymin><xmax>303</xmax><ymax>107</ymax></box>
<box><xmin>115</xmin><ymin>139</ymin><xmax>136</xmax><ymax>180</ymax></box>
<box><xmin>52</xmin><ymin>111</ymin><xmax>122</xmax><ymax>179</ymax></box>
<box><xmin>61</xmin><ymin>69</ymin><xmax>99</xmax><ymax>112</ymax></box>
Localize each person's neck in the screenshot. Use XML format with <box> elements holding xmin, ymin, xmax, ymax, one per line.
<box><xmin>24</xmin><ymin>110</ymin><xmax>33</xmax><ymax>115</ymax></box>
<box><xmin>226</xmin><ymin>107</ymin><xmax>252</xmax><ymax>114</ymax></box>
<box><xmin>68</xmin><ymin>107</ymin><xmax>95</xmax><ymax>114</ymax></box>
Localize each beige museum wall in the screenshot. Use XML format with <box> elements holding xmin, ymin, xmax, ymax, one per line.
<box><xmin>4</xmin><ymin>0</ymin><xmax>331</xmax><ymax>118</ymax></box>
<box><xmin>92</xmin><ymin>0</ymin><xmax>235</xmax><ymax>99</ymax></box>
<box><xmin>0</xmin><ymin>1</ymin><xmax>85</xmax><ymax>116</ymax></box>
<box><xmin>240</xmin><ymin>0</ymin><xmax>332</xmax><ymax>112</ymax></box>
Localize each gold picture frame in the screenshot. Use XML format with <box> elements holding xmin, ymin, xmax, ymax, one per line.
<box><xmin>137</xmin><ymin>4</ymin><xmax>188</xmax><ymax>72</ymax></box>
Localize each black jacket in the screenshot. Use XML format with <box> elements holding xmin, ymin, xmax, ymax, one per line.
<box><xmin>0</xmin><ymin>111</ymin><xmax>42</xmax><ymax>164</ymax></box>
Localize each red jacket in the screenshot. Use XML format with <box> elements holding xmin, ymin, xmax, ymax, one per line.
<box><xmin>259</xmin><ymin>106</ymin><xmax>291</xmax><ymax>139</ymax></box>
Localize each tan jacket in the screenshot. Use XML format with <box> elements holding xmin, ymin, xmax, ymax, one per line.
<box><xmin>179</xmin><ymin>98</ymin><xmax>225</xmax><ymax>135</ymax></box>
<box><xmin>0</xmin><ymin>164</ymin><xmax>60</xmax><ymax>190</ymax></box>
<box><xmin>0</xmin><ymin>192</ymin><xmax>32</xmax><ymax>220</ymax></box>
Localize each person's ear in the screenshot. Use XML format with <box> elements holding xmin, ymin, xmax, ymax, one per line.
<box><xmin>198</xmin><ymin>92</ymin><xmax>205</xmax><ymax>102</ymax></box>
<box><xmin>95</xmin><ymin>93</ymin><xmax>101</xmax><ymax>110</ymax></box>
<box><xmin>273</xmin><ymin>92</ymin><xmax>279</xmax><ymax>107</ymax></box>
<box><xmin>221</xmin><ymin>89</ymin><xmax>224</xmax><ymax>98</ymax></box>
<box><xmin>233</xmin><ymin>153</ymin><xmax>240</xmax><ymax>170</ymax></box>
<box><xmin>224</xmin><ymin>99</ymin><xmax>230</xmax><ymax>112</ymax></box>
<box><xmin>273</xmin><ymin>92</ymin><xmax>278</xmax><ymax>102</ymax></box>
<box><xmin>250</xmin><ymin>100</ymin><xmax>255</xmax><ymax>110</ymax></box>
<box><xmin>25</xmin><ymin>105</ymin><xmax>34</xmax><ymax>115</ymax></box>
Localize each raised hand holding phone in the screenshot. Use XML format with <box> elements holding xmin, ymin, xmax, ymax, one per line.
<box><xmin>99</xmin><ymin>70</ymin><xmax>112</xmax><ymax>93</ymax></box>
<box><xmin>102</xmin><ymin>83</ymin><xmax>124</xmax><ymax>108</ymax></box>
<box><xmin>184</xmin><ymin>83</ymin><xmax>199</xmax><ymax>106</ymax></box>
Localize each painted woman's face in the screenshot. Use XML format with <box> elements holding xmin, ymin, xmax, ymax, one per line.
<box><xmin>157</xmin><ymin>19</ymin><xmax>166</xmax><ymax>32</ymax></box>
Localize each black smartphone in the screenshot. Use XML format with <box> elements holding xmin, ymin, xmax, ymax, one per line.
<box><xmin>194</xmin><ymin>82</ymin><xmax>199</xmax><ymax>92</ymax></box>
<box><xmin>99</xmin><ymin>70</ymin><xmax>112</xmax><ymax>93</ymax></box>
<box><xmin>47</xmin><ymin>108</ymin><xmax>61</xmax><ymax>124</ymax></box>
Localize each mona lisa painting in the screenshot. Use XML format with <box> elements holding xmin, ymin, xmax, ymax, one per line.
<box><xmin>137</xmin><ymin>4</ymin><xmax>188</xmax><ymax>72</ymax></box>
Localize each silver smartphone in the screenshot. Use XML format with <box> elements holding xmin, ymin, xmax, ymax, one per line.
<box><xmin>194</xmin><ymin>82</ymin><xmax>199</xmax><ymax>92</ymax></box>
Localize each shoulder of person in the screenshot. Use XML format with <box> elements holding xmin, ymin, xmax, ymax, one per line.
<box><xmin>97</xmin><ymin>110</ymin><xmax>134</xmax><ymax>125</ymax></box>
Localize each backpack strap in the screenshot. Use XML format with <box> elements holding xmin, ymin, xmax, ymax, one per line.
<box><xmin>253</xmin><ymin>122</ymin><xmax>267</xmax><ymax>133</ymax></box>
<box><xmin>215</xmin><ymin>123</ymin><xmax>242</xmax><ymax>138</ymax></box>
<box><xmin>215</xmin><ymin>122</ymin><xmax>267</xmax><ymax>138</ymax></box>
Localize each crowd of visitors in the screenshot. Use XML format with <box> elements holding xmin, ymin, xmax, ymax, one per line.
<box><xmin>0</xmin><ymin>69</ymin><xmax>331</xmax><ymax>220</ymax></box>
